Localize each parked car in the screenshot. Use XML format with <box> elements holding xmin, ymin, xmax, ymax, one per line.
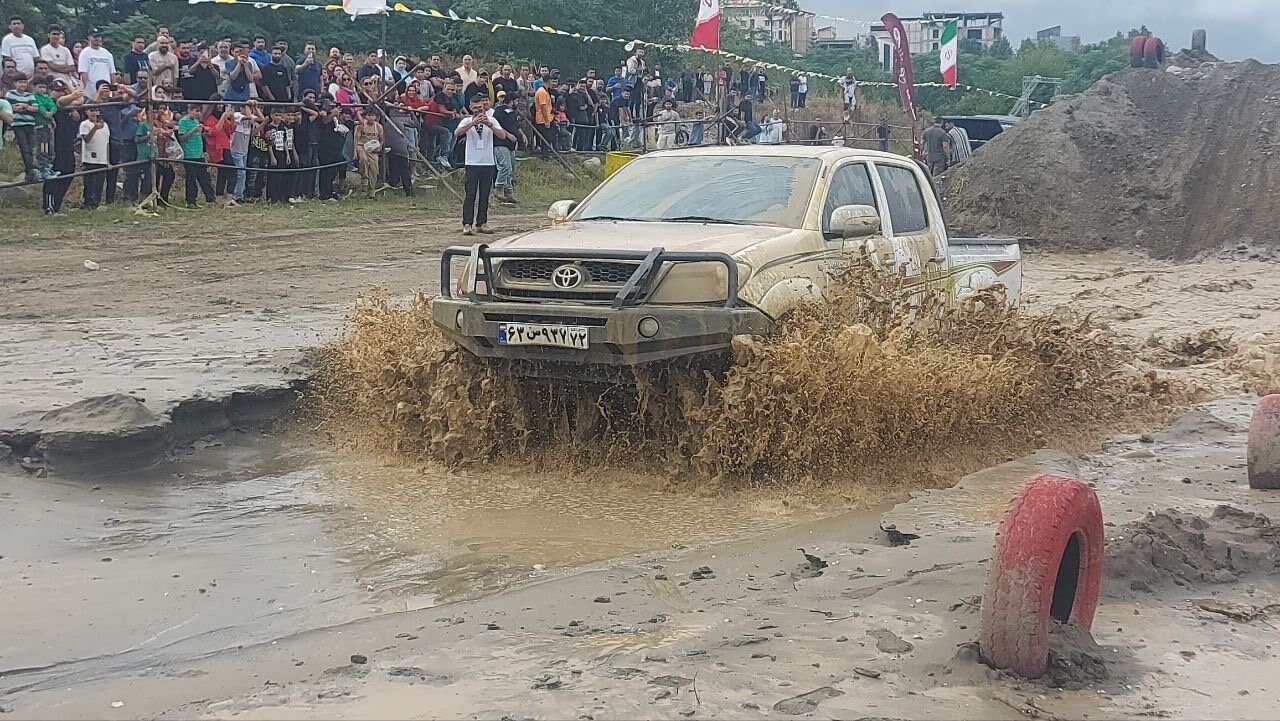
<box><xmin>940</xmin><ymin>114</ymin><xmax>1019</xmax><ymax>151</ymax></box>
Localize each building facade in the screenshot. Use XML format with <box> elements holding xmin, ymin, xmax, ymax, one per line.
<box><xmin>868</xmin><ymin>11</ymin><xmax>1005</xmax><ymax>70</ymax></box>
<box><xmin>722</xmin><ymin>0</ymin><xmax>815</xmax><ymax>54</ymax></box>
<box><xmin>1036</xmin><ymin>25</ymin><xmax>1081</xmax><ymax>52</ymax></box>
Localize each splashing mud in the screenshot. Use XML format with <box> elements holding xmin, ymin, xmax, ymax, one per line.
<box><xmin>310</xmin><ymin>270</ymin><xmax>1186</xmax><ymax>488</ymax></box>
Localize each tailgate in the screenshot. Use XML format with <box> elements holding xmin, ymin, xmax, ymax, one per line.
<box><xmin>947</xmin><ymin>237</ymin><xmax>1023</xmax><ymax>304</ymax></box>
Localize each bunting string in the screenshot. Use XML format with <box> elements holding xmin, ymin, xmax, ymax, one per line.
<box><xmin>183</xmin><ymin>0</ymin><xmax>1044</xmax><ymax>107</ymax></box>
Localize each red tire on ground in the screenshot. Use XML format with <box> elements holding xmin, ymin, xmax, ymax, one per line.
<box><xmin>1130</xmin><ymin>36</ymin><xmax>1149</xmax><ymax>68</ymax></box>
<box><xmin>978</xmin><ymin>474</ymin><xmax>1104</xmax><ymax>678</ymax></box>
<box><xmin>1143</xmin><ymin>37</ymin><xmax>1167</xmax><ymax>68</ymax></box>
<box><xmin>1248</xmin><ymin>394</ymin><xmax>1280</xmax><ymax>490</ymax></box>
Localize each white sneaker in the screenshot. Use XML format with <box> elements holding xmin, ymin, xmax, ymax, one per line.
<box><xmin>462</xmin><ymin>225</ymin><xmax>474</xmax><ymax>236</ymax></box>
<box><xmin>288</xmin><ymin>196</ymin><xmax>302</xmax><ymax>204</ymax></box>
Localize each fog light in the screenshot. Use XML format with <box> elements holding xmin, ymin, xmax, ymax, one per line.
<box><xmin>455</xmin><ymin>309</ymin><xmax>465</xmax><ymax>329</ymax></box>
<box><xmin>638</xmin><ymin>316</ymin><xmax>660</xmax><ymax>338</ymax></box>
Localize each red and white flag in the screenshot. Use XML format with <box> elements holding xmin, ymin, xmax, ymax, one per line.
<box><xmin>691</xmin><ymin>0</ymin><xmax>720</xmax><ymax>50</ymax></box>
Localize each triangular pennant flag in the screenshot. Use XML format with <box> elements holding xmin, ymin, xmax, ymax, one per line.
<box><xmin>429</xmin><ymin>8</ymin><xmax>443</xmax><ymax>17</ymax></box>
<box><xmin>447</xmin><ymin>8</ymin><xmax>459</xmax><ymax>20</ymax></box>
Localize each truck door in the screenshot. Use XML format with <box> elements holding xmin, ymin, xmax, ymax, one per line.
<box><xmin>871</xmin><ymin>163</ymin><xmax>946</xmax><ymax>296</ymax></box>
<box><xmin>819</xmin><ymin>161</ymin><xmax>878</xmax><ymax>276</ymax></box>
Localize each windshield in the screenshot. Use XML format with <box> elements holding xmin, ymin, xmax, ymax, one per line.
<box><xmin>573</xmin><ymin>155</ymin><xmax>822</xmax><ymax>229</ymax></box>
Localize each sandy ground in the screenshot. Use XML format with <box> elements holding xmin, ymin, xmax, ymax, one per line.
<box><xmin>2</xmin><ymin>208</ymin><xmax>1280</xmax><ymax>718</ymax></box>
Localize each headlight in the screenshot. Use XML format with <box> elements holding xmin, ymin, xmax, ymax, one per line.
<box><xmin>638</xmin><ymin>316</ymin><xmax>660</xmax><ymax>338</ymax></box>
<box><xmin>455</xmin><ymin>309</ymin><xmax>465</xmax><ymax>329</ymax></box>
<box><xmin>648</xmin><ymin>262</ymin><xmax>749</xmax><ymax>304</ymax></box>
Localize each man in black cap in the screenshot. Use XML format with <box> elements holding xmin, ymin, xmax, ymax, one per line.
<box><xmin>77</xmin><ymin>28</ymin><xmax>114</xmax><ymax>90</ymax></box>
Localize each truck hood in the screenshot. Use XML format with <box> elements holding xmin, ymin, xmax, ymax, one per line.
<box><xmin>489</xmin><ymin>221</ymin><xmax>796</xmax><ymax>257</ymax></box>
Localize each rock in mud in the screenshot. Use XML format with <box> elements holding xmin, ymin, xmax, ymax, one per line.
<box><xmin>649</xmin><ymin>675</ymin><xmax>693</xmax><ymax>688</ymax></box>
<box><xmin>1105</xmin><ymin>505</ymin><xmax>1280</xmax><ymax>594</ymax></box>
<box><xmin>730</xmin><ymin>635</ymin><xmax>769</xmax><ymax>647</ymax></box>
<box><xmin>690</xmin><ymin>566</ymin><xmax>715</xmax><ymax>581</ymax></box>
<box><xmin>531</xmin><ymin>673</ymin><xmax>562</xmax><ymax>690</ymax></box>
<box><xmin>772</xmin><ymin>687</ymin><xmax>843</xmax><ymax>715</ymax></box>
<box><xmin>868</xmin><ymin>628</ymin><xmax>914</xmax><ymax>654</ymax></box>
<box><xmin>1045</xmin><ymin>621</ymin><xmax>1109</xmax><ymax>689</ymax></box>
<box><xmin>349</xmin><ymin>654</ymin><xmax>368</xmax><ymax>665</ymax></box>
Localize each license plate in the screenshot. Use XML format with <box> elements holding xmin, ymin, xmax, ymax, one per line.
<box><xmin>497</xmin><ymin>323</ymin><xmax>590</xmax><ymax>350</ymax></box>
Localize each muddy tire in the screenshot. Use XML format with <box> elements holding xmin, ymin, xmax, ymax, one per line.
<box><xmin>1247</xmin><ymin>395</ymin><xmax>1280</xmax><ymax>490</ymax></box>
<box><xmin>978</xmin><ymin>474</ymin><xmax>1104</xmax><ymax>678</ymax></box>
<box><xmin>1130</xmin><ymin>36</ymin><xmax>1149</xmax><ymax>68</ymax></box>
<box><xmin>1143</xmin><ymin>37</ymin><xmax>1166</xmax><ymax>68</ymax></box>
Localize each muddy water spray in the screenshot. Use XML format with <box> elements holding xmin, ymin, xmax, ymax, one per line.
<box><xmin>312</xmin><ymin>274</ymin><xmax>1184</xmax><ymax>487</ymax></box>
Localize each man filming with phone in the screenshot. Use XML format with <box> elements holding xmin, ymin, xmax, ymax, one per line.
<box><xmin>454</xmin><ymin>96</ymin><xmax>509</xmax><ymax>236</ymax></box>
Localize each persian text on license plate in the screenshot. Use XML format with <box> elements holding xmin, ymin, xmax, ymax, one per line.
<box><xmin>497</xmin><ymin>323</ymin><xmax>590</xmax><ymax>350</ymax></box>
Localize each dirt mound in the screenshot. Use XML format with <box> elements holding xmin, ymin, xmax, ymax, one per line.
<box><xmin>311</xmin><ymin>271</ymin><xmax>1183</xmax><ymax>487</ymax></box>
<box><xmin>943</xmin><ymin>62</ymin><xmax>1280</xmax><ymax>259</ymax></box>
<box><xmin>1105</xmin><ymin>505</ymin><xmax>1280</xmax><ymax>594</ymax></box>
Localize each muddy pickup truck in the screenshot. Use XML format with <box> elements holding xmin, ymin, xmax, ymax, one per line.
<box><xmin>433</xmin><ymin>146</ymin><xmax>1021</xmax><ymax>377</ymax></box>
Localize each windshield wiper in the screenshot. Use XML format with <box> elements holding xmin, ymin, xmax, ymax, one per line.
<box><xmin>578</xmin><ymin>215</ymin><xmax>650</xmax><ymax>222</ymax></box>
<box><xmin>662</xmin><ymin>216</ymin><xmax>747</xmax><ymax>225</ymax></box>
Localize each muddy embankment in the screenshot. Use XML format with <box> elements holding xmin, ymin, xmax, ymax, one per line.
<box><xmin>0</xmin><ymin>313</ymin><xmax>323</xmax><ymax>477</ymax></box>
<box><xmin>943</xmin><ymin>61</ymin><xmax>1280</xmax><ymax>260</ymax></box>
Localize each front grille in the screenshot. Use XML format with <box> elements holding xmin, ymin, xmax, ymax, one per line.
<box><xmin>497</xmin><ymin>288</ymin><xmax>620</xmax><ymax>302</ymax></box>
<box><xmin>500</xmin><ymin>259</ymin><xmax>640</xmax><ymax>285</ymax></box>
<box><xmin>502</xmin><ymin>259</ymin><xmax>561</xmax><ymax>281</ymax></box>
<box><xmin>583</xmin><ymin>261</ymin><xmax>639</xmax><ymax>284</ymax></box>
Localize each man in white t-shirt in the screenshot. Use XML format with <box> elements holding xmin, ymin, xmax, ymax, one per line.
<box><xmin>2</xmin><ymin>16</ymin><xmax>39</xmax><ymax>76</ymax></box>
<box><xmin>454</xmin><ymin>96</ymin><xmax>511</xmax><ymax>235</ymax></box>
<box><xmin>837</xmin><ymin>68</ymin><xmax>858</xmax><ymax>112</ymax></box>
<box><xmin>77</xmin><ymin>29</ymin><xmax>115</xmax><ymax>90</ymax></box>
<box><xmin>39</xmin><ymin>25</ymin><xmax>77</xmax><ymax>89</ymax></box>
<box><xmin>78</xmin><ymin>104</ymin><xmax>111</xmax><ymax>208</ymax></box>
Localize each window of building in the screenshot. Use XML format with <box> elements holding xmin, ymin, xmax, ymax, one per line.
<box><xmin>967</xmin><ymin>28</ymin><xmax>983</xmax><ymax>40</ymax></box>
<box><xmin>932</xmin><ymin>42</ymin><xmax>939</xmax><ymax>50</ymax></box>
<box><xmin>932</xmin><ymin>28</ymin><xmax>940</xmax><ymax>38</ymax></box>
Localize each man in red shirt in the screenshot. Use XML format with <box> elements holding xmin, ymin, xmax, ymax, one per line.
<box><xmin>418</xmin><ymin>83</ymin><xmax>452</xmax><ymax>168</ymax></box>
<box><xmin>202</xmin><ymin>103</ymin><xmax>236</xmax><ymax>205</ymax></box>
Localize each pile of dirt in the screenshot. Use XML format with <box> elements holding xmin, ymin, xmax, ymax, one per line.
<box><xmin>311</xmin><ymin>270</ymin><xmax>1184</xmax><ymax>487</ymax></box>
<box><xmin>943</xmin><ymin>61</ymin><xmax>1280</xmax><ymax>259</ymax></box>
<box><xmin>1105</xmin><ymin>505</ymin><xmax>1280</xmax><ymax>594</ymax></box>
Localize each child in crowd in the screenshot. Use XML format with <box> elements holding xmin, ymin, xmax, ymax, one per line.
<box><xmin>5</xmin><ymin>73</ymin><xmax>40</xmax><ymax>181</ymax></box>
<box><xmin>31</xmin><ymin>76</ymin><xmax>58</xmax><ymax>178</ymax></box>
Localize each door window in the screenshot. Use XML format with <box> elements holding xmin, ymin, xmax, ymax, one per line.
<box><xmin>821</xmin><ymin>162</ymin><xmax>876</xmax><ymax>234</ymax></box>
<box><xmin>876</xmin><ymin>165</ymin><xmax>929</xmax><ymax>235</ymax></box>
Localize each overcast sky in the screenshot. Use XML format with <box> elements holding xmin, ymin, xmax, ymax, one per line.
<box><xmin>804</xmin><ymin>0</ymin><xmax>1280</xmax><ymax>62</ymax></box>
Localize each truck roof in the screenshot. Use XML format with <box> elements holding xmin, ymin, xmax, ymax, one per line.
<box><xmin>647</xmin><ymin>145</ymin><xmax>912</xmax><ymax>163</ymax></box>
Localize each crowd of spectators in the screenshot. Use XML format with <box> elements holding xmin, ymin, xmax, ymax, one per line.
<box><xmin>2</xmin><ymin>14</ymin><xmax>865</xmax><ymax>224</ymax></box>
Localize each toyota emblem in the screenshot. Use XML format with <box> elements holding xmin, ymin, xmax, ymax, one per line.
<box><xmin>552</xmin><ymin>264</ymin><xmax>585</xmax><ymax>289</ymax></box>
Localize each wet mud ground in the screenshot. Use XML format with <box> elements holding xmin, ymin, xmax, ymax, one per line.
<box><xmin>4</xmin><ymin>399</ymin><xmax>1279</xmax><ymax>719</ymax></box>
<box><xmin>2</xmin><ymin>209</ymin><xmax>1280</xmax><ymax>718</ymax></box>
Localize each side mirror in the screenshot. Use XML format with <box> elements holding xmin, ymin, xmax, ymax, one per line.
<box><xmin>548</xmin><ymin>199</ymin><xmax>578</xmax><ymax>224</ymax></box>
<box><xmin>830</xmin><ymin>204</ymin><xmax>880</xmax><ymax>239</ymax></box>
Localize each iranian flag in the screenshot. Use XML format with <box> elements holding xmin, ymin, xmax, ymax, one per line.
<box><xmin>940</xmin><ymin>19</ymin><xmax>958</xmax><ymax>87</ymax></box>
<box><xmin>691</xmin><ymin>0</ymin><xmax>720</xmax><ymax>50</ymax></box>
